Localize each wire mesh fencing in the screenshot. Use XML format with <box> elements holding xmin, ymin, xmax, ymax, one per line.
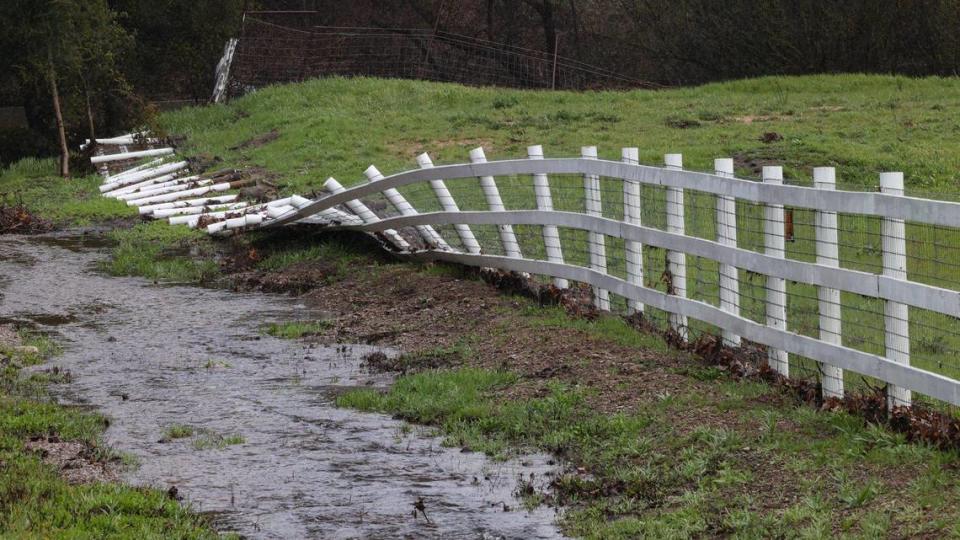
<box><xmin>261</xmin><ymin>148</ymin><xmax>960</xmax><ymax>415</ymax></box>
<box><xmin>225</xmin><ymin>16</ymin><xmax>655</xmax><ymax>97</ymax></box>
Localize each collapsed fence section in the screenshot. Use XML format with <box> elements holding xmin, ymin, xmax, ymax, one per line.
<box><xmin>262</xmin><ymin>151</ymin><xmax>960</xmax><ymax>412</ymax></box>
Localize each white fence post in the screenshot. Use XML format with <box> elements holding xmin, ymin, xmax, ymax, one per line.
<box><xmin>364</xmin><ymin>165</ymin><xmax>451</xmax><ymax>251</ymax></box>
<box><xmin>416</xmin><ymin>153</ymin><xmax>481</xmax><ymax>254</ymax></box>
<box><xmin>715</xmin><ymin>158</ymin><xmax>741</xmax><ymax>347</ymax></box>
<box><xmin>763</xmin><ymin>166</ymin><xmax>789</xmax><ymax>377</ymax></box>
<box><xmin>665</xmin><ymin>154</ymin><xmax>688</xmax><ymax>340</ymax></box>
<box><xmin>814</xmin><ymin>167</ymin><xmax>844</xmax><ymax>399</ymax></box>
<box><xmin>582</xmin><ymin>146</ymin><xmax>610</xmax><ymax>310</ymax></box>
<box><xmin>528</xmin><ymin>145</ymin><xmax>568</xmax><ymax>289</ymax></box>
<box><xmin>622</xmin><ymin>147</ymin><xmax>644</xmax><ymax>314</ymax></box>
<box><xmin>881</xmin><ymin>171</ymin><xmax>911</xmax><ymax>409</ymax></box>
<box><xmin>323</xmin><ymin>177</ymin><xmax>410</xmax><ymax>251</ymax></box>
<box><xmin>469</xmin><ymin>147</ymin><xmax>522</xmax><ymax>258</ymax></box>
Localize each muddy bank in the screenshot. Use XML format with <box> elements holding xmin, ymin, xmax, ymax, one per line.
<box><xmin>0</xmin><ymin>233</ymin><xmax>563</xmax><ymax>539</ymax></box>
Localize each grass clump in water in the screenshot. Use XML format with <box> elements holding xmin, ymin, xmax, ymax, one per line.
<box><xmin>263</xmin><ymin>320</ymin><xmax>332</xmax><ymax>339</ymax></box>
<box><xmin>101</xmin><ymin>221</ymin><xmax>219</xmax><ymax>283</ymax></box>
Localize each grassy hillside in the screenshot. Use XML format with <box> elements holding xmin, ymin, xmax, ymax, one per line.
<box><xmin>160</xmin><ymin>74</ymin><xmax>960</xmax><ymax>194</ymax></box>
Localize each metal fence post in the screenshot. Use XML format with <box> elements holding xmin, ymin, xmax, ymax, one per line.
<box><xmin>814</xmin><ymin>167</ymin><xmax>844</xmax><ymax>399</ymax></box>
<box><xmin>469</xmin><ymin>147</ymin><xmax>522</xmax><ymax>258</ymax></box>
<box><xmin>763</xmin><ymin>166</ymin><xmax>789</xmax><ymax>377</ymax></box>
<box><xmin>665</xmin><ymin>153</ymin><xmax>688</xmax><ymax>340</ymax></box>
<box><xmin>715</xmin><ymin>158</ymin><xmax>741</xmax><ymax>347</ymax></box>
<box><xmin>417</xmin><ymin>153</ymin><xmax>481</xmax><ymax>254</ymax></box>
<box><xmin>582</xmin><ymin>146</ymin><xmax>610</xmax><ymax>310</ymax></box>
<box><xmin>528</xmin><ymin>145</ymin><xmax>568</xmax><ymax>288</ymax></box>
<box><xmin>881</xmin><ymin>171</ymin><xmax>911</xmax><ymax>409</ymax></box>
<box><xmin>623</xmin><ymin>147</ymin><xmax>644</xmax><ymax>314</ymax></box>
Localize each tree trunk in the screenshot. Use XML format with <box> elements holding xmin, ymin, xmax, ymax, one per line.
<box><xmin>49</xmin><ymin>63</ymin><xmax>69</xmax><ymax>178</ymax></box>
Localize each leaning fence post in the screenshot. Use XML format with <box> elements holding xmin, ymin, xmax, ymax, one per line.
<box><xmin>364</xmin><ymin>165</ymin><xmax>451</xmax><ymax>251</ymax></box>
<box><xmin>814</xmin><ymin>167</ymin><xmax>844</xmax><ymax>399</ymax></box>
<box><xmin>881</xmin><ymin>171</ymin><xmax>911</xmax><ymax>410</ymax></box>
<box><xmin>417</xmin><ymin>153</ymin><xmax>481</xmax><ymax>254</ymax></box>
<box><xmin>763</xmin><ymin>166</ymin><xmax>789</xmax><ymax>377</ymax></box>
<box><xmin>715</xmin><ymin>158</ymin><xmax>741</xmax><ymax>347</ymax></box>
<box><xmin>323</xmin><ymin>177</ymin><xmax>410</xmax><ymax>251</ymax></box>
<box><xmin>582</xmin><ymin>146</ymin><xmax>610</xmax><ymax>310</ymax></box>
<box><xmin>665</xmin><ymin>153</ymin><xmax>688</xmax><ymax>340</ymax></box>
<box><xmin>528</xmin><ymin>145</ymin><xmax>568</xmax><ymax>288</ymax></box>
<box><xmin>469</xmin><ymin>147</ymin><xmax>522</xmax><ymax>258</ymax></box>
<box><xmin>622</xmin><ymin>147</ymin><xmax>644</xmax><ymax>314</ymax></box>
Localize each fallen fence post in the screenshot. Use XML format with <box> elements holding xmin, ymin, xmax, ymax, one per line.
<box><xmin>417</xmin><ymin>153</ymin><xmax>481</xmax><ymax>254</ymax></box>
<box><xmin>469</xmin><ymin>147</ymin><xmax>522</xmax><ymax>258</ymax></box>
<box><xmin>323</xmin><ymin>177</ymin><xmax>410</xmax><ymax>251</ymax></box>
<box><xmin>622</xmin><ymin>147</ymin><xmax>644</xmax><ymax>314</ymax></box>
<box><xmin>582</xmin><ymin>146</ymin><xmax>610</xmax><ymax>310</ymax></box>
<box><xmin>665</xmin><ymin>153</ymin><xmax>688</xmax><ymax>340</ymax></box>
<box><xmin>528</xmin><ymin>145</ymin><xmax>568</xmax><ymax>289</ymax></box>
<box><xmin>881</xmin><ymin>171</ymin><xmax>911</xmax><ymax>410</ymax></box>
<box><xmin>90</xmin><ymin>147</ymin><xmax>174</xmax><ymax>164</ymax></box>
<box><xmin>364</xmin><ymin>165</ymin><xmax>451</xmax><ymax>251</ymax></box>
<box><xmin>814</xmin><ymin>167</ymin><xmax>844</xmax><ymax>399</ymax></box>
<box><xmin>763</xmin><ymin>166</ymin><xmax>789</xmax><ymax>377</ymax></box>
<box><xmin>715</xmin><ymin>158</ymin><xmax>741</xmax><ymax>347</ymax></box>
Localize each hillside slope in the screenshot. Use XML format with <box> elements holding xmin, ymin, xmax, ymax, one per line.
<box><xmin>161</xmin><ymin>74</ymin><xmax>960</xmax><ymax>195</ymax></box>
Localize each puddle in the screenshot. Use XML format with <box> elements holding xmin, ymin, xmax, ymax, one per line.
<box><xmin>0</xmin><ymin>233</ymin><xmax>563</xmax><ymax>539</ymax></box>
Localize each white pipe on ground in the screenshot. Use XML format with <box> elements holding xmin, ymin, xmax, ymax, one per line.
<box><xmin>154</xmin><ymin>202</ymin><xmax>248</xmax><ymax>219</ymax></box>
<box><xmin>103</xmin><ymin>174</ymin><xmax>192</xmax><ymax>198</ymax></box>
<box><xmin>137</xmin><ymin>194</ymin><xmax>239</xmax><ymax>215</ymax></box>
<box><xmin>117</xmin><ymin>178</ymin><xmax>213</xmax><ymax>202</ymax></box>
<box><xmin>100</xmin><ymin>161</ymin><xmax>188</xmax><ymax>192</ymax></box>
<box><xmin>125</xmin><ymin>182</ymin><xmax>232</xmax><ymax>207</ymax></box>
<box><xmin>104</xmin><ymin>158</ymin><xmax>163</xmax><ymax>182</ymax></box>
<box><xmin>91</xmin><ymin>147</ymin><xmax>174</xmax><ymax>164</ymax></box>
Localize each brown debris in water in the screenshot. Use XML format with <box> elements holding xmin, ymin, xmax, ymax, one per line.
<box><xmin>0</xmin><ymin>202</ymin><xmax>53</xmax><ymax>234</ymax></box>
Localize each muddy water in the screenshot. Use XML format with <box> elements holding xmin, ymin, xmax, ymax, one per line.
<box><xmin>0</xmin><ymin>233</ymin><xmax>562</xmax><ymax>539</ymax></box>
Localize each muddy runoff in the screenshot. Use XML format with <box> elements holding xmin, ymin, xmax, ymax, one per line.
<box><xmin>0</xmin><ymin>233</ymin><xmax>562</xmax><ymax>539</ymax></box>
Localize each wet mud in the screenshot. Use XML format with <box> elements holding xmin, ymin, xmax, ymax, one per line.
<box><xmin>0</xmin><ymin>233</ymin><xmax>562</xmax><ymax>539</ymax></box>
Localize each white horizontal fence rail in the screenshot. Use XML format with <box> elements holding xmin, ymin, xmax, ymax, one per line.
<box><xmin>260</xmin><ymin>152</ymin><xmax>960</xmax><ymax>410</ymax></box>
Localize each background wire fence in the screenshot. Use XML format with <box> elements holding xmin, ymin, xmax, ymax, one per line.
<box><xmin>227</xmin><ymin>16</ymin><xmax>655</xmax><ymax>97</ymax></box>
<box><xmin>343</xmin><ymin>155</ymin><xmax>960</xmax><ymax>412</ymax></box>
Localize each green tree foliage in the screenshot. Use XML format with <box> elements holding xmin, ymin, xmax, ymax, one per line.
<box><xmin>0</xmin><ymin>0</ymin><xmax>135</xmax><ymax>175</ymax></box>
<box><xmin>110</xmin><ymin>0</ymin><xmax>246</xmax><ymax>102</ymax></box>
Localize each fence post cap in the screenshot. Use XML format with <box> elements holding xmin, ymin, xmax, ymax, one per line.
<box><xmin>714</xmin><ymin>158</ymin><xmax>734</xmax><ymax>175</ymax></box>
<box><xmin>416</xmin><ymin>153</ymin><xmax>434</xmax><ymax>168</ymax></box>
<box><xmin>879</xmin><ymin>172</ymin><xmax>904</xmax><ymax>190</ymax></box>
<box><xmin>363</xmin><ymin>165</ymin><xmax>383</xmax><ymax>181</ymax></box>
<box><xmin>469</xmin><ymin>147</ymin><xmax>487</xmax><ymax>162</ymax></box>
<box><xmin>813</xmin><ymin>167</ymin><xmax>836</xmax><ymax>186</ymax></box>
<box><xmin>527</xmin><ymin>145</ymin><xmax>544</xmax><ymax>158</ymax></box>
<box><xmin>581</xmin><ymin>146</ymin><xmax>598</xmax><ymax>158</ymax></box>
<box><xmin>762</xmin><ymin>166</ymin><xmax>783</xmax><ymax>182</ymax></box>
<box><xmin>664</xmin><ymin>153</ymin><xmax>682</xmax><ymax>168</ymax></box>
<box><xmin>621</xmin><ymin>147</ymin><xmax>639</xmax><ymax>162</ymax></box>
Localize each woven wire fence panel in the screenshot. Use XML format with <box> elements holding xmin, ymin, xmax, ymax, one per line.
<box><xmin>228</xmin><ymin>17</ymin><xmax>652</xmax><ymax>96</ymax></box>
<box><xmin>342</xmin><ymin>162</ymin><xmax>960</xmax><ymax>411</ymax></box>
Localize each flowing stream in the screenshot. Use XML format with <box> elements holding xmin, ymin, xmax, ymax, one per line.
<box><xmin>0</xmin><ymin>232</ymin><xmax>562</xmax><ymax>539</ymax></box>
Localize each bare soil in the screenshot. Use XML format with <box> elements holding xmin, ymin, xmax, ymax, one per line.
<box><xmin>24</xmin><ymin>437</ymin><xmax>118</xmax><ymax>484</ymax></box>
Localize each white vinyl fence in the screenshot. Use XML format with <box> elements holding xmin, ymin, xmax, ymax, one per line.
<box><xmin>93</xmin><ymin>140</ymin><xmax>960</xmax><ymax>410</ymax></box>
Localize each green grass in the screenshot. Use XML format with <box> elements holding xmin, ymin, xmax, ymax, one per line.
<box><xmin>262</xmin><ymin>320</ymin><xmax>332</xmax><ymax>339</ymax></box>
<box><xmin>100</xmin><ymin>221</ymin><xmax>220</xmax><ymax>283</ymax></box>
<box><xmin>0</xmin><ymin>338</ymin><xmax>223</xmax><ymax>538</ymax></box>
<box><xmin>0</xmin><ymin>157</ymin><xmax>132</xmax><ymax>226</ymax></box>
<box><xmin>339</xmin><ymin>366</ymin><xmax>960</xmax><ymax>538</ymax></box>
<box><xmin>162</xmin><ymin>424</ymin><xmax>195</xmax><ymax>440</ymax></box>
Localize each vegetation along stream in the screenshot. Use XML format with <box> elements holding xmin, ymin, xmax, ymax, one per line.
<box><xmin>0</xmin><ymin>232</ymin><xmax>561</xmax><ymax>539</ymax></box>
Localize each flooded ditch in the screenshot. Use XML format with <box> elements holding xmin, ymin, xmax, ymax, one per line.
<box><xmin>0</xmin><ymin>232</ymin><xmax>562</xmax><ymax>539</ymax></box>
